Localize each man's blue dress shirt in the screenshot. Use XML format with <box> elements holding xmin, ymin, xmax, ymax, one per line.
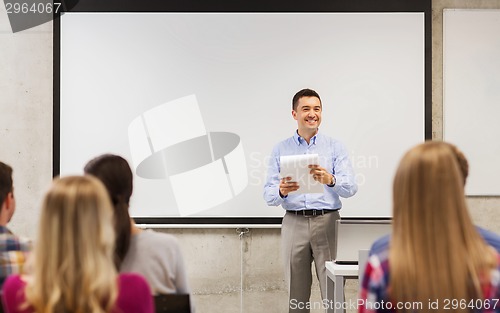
<box><xmin>263</xmin><ymin>131</ymin><xmax>358</xmax><ymax>211</ymax></box>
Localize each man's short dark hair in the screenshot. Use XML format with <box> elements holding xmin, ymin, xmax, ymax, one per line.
<box><xmin>0</xmin><ymin>162</ymin><xmax>13</xmax><ymax>206</ymax></box>
<box><xmin>292</xmin><ymin>88</ymin><xmax>322</xmax><ymax>111</ymax></box>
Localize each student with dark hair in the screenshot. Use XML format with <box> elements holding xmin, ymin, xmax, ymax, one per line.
<box><xmin>84</xmin><ymin>155</ymin><xmax>133</xmax><ymax>268</ymax></box>
<box><xmin>2</xmin><ymin>176</ymin><xmax>153</xmax><ymax>313</ymax></box>
<box><xmin>84</xmin><ymin>154</ymin><xmax>191</xmax><ymax>297</ymax></box>
<box><xmin>0</xmin><ymin>161</ymin><xmax>31</xmax><ymax>287</ymax></box>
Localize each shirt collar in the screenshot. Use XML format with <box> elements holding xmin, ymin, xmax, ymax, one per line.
<box><xmin>293</xmin><ymin>129</ymin><xmax>319</xmax><ymax>145</ymax></box>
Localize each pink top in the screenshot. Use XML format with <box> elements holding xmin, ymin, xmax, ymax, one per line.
<box><xmin>1</xmin><ymin>273</ymin><xmax>154</xmax><ymax>313</ymax></box>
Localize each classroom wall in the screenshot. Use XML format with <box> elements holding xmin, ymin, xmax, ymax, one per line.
<box><xmin>1</xmin><ymin>1</ymin><xmax>499</xmax><ymax>312</ymax></box>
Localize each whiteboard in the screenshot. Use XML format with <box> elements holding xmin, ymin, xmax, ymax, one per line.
<box><xmin>443</xmin><ymin>9</ymin><xmax>500</xmax><ymax>196</ymax></box>
<box><xmin>57</xmin><ymin>12</ymin><xmax>427</xmax><ymax>220</ymax></box>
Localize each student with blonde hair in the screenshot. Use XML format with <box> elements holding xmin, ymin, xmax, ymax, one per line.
<box><xmin>1</xmin><ymin>176</ymin><xmax>154</xmax><ymax>313</ymax></box>
<box><xmin>368</xmin><ymin>142</ymin><xmax>500</xmax><ymax>255</ymax></box>
<box><xmin>359</xmin><ymin>141</ymin><xmax>500</xmax><ymax>313</ymax></box>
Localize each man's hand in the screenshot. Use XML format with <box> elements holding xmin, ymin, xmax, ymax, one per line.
<box><xmin>309</xmin><ymin>165</ymin><xmax>335</xmax><ymax>185</ymax></box>
<box><xmin>279</xmin><ymin>176</ymin><xmax>299</xmax><ymax>197</ymax></box>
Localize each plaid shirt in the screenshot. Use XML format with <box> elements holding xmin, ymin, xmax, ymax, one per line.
<box><xmin>0</xmin><ymin>226</ymin><xmax>31</xmax><ymax>288</ymax></box>
<box><xmin>359</xmin><ymin>246</ymin><xmax>500</xmax><ymax>313</ymax></box>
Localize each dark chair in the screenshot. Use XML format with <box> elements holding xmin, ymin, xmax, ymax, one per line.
<box><xmin>154</xmin><ymin>294</ymin><xmax>191</xmax><ymax>313</ymax></box>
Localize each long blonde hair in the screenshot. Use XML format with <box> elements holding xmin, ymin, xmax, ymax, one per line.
<box><xmin>25</xmin><ymin>176</ymin><xmax>118</xmax><ymax>313</ymax></box>
<box><xmin>389</xmin><ymin>141</ymin><xmax>496</xmax><ymax>312</ymax></box>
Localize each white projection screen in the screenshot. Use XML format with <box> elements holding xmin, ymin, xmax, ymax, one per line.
<box><xmin>55</xmin><ymin>1</ymin><xmax>431</xmax><ymax>224</ymax></box>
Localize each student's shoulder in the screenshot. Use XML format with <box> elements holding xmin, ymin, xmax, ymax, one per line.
<box><xmin>119</xmin><ymin>272</ymin><xmax>147</xmax><ymax>281</ymax></box>
<box><xmin>369</xmin><ymin>234</ymin><xmax>391</xmax><ymax>256</ymax></box>
<box><xmin>2</xmin><ymin>274</ymin><xmax>26</xmax><ymax>301</ymax></box>
<box><xmin>118</xmin><ymin>272</ymin><xmax>151</xmax><ymax>290</ymax></box>
<box><xmin>477</xmin><ymin>226</ymin><xmax>500</xmax><ymax>253</ymax></box>
<box><xmin>0</xmin><ymin>229</ymin><xmax>32</xmax><ymax>251</ymax></box>
<box><xmin>3</xmin><ymin>274</ymin><xmax>25</xmax><ymax>289</ymax></box>
<box><xmin>17</xmin><ymin>235</ymin><xmax>32</xmax><ymax>251</ymax></box>
<box><xmin>116</xmin><ymin>273</ymin><xmax>153</xmax><ymax>312</ymax></box>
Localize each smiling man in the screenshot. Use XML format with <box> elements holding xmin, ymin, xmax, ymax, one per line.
<box><xmin>264</xmin><ymin>88</ymin><xmax>358</xmax><ymax>313</ymax></box>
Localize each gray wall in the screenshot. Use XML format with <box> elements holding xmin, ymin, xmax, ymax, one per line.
<box><xmin>1</xmin><ymin>1</ymin><xmax>500</xmax><ymax>312</ymax></box>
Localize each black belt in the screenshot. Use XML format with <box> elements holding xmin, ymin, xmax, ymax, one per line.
<box><xmin>287</xmin><ymin>209</ymin><xmax>337</xmax><ymax>217</ymax></box>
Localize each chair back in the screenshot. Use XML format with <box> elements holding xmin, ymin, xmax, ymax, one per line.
<box><xmin>154</xmin><ymin>294</ymin><xmax>191</xmax><ymax>313</ymax></box>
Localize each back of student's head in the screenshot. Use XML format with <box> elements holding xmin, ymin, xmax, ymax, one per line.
<box><xmin>392</xmin><ymin>141</ymin><xmax>468</xmax><ymax>234</ymax></box>
<box><xmin>390</xmin><ymin>141</ymin><xmax>495</xmax><ymax>312</ymax></box>
<box><xmin>447</xmin><ymin>142</ymin><xmax>469</xmax><ymax>185</ymax></box>
<box><xmin>84</xmin><ymin>154</ymin><xmax>133</xmax><ymax>268</ymax></box>
<box><xmin>26</xmin><ymin>175</ymin><xmax>118</xmax><ymax>313</ymax></box>
<box><xmin>0</xmin><ymin>162</ymin><xmax>13</xmax><ymax>206</ymax></box>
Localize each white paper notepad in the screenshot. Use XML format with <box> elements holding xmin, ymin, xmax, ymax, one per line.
<box><xmin>280</xmin><ymin>154</ymin><xmax>324</xmax><ymax>194</ymax></box>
